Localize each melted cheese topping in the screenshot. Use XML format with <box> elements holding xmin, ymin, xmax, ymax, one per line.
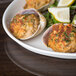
<box><xmin>10</xmin><ymin>14</ymin><xmax>40</xmax><ymax>39</ymax></box>
<box><xmin>24</xmin><ymin>0</ymin><xmax>51</xmax><ymax>9</ymax></box>
<box><xmin>48</xmin><ymin>23</ymin><xmax>76</xmax><ymax>53</ymax></box>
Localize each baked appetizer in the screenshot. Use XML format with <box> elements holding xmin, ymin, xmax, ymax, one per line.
<box><xmin>10</xmin><ymin>9</ymin><xmax>46</xmax><ymax>40</ymax></box>
<box><xmin>24</xmin><ymin>0</ymin><xmax>55</xmax><ymax>11</ymax></box>
<box><xmin>43</xmin><ymin>23</ymin><xmax>76</xmax><ymax>53</ymax></box>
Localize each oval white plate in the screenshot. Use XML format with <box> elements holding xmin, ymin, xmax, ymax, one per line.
<box><xmin>2</xmin><ymin>0</ymin><xmax>76</xmax><ymax>59</ymax></box>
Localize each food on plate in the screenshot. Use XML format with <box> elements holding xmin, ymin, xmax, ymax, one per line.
<box><xmin>43</xmin><ymin>23</ymin><xmax>76</xmax><ymax>53</ymax></box>
<box><xmin>44</xmin><ymin>6</ymin><xmax>76</xmax><ymax>28</ymax></box>
<box><xmin>49</xmin><ymin>0</ymin><xmax>58</xmax><ymax>7</ymax></box>
<box><xmin>58</xmin><ymin>0</ymin><xmax>75</xmax><ymax>6</ymax></box>
<box><xmin>24</xmin><ymin>0</ymin><xmax>55</xmax><ymax>11</ymax></box>
<box><xmin>44</xmin><ymin>0</ymin><xmax>58</xmax><ymax>28</ymax></box>
<box><xmin>10</xmin><ymin>9</ymin><xmax>46</xmax><ymax>40</ymax></box>
<box><xmin>72</xmin><ymin>15</ymin><xmax>76</xmax><ymax>24</ymax></box>
<box><xmin>48</xmin><ymin>7</ymin><xmax>70</xmax><ymax>23</ymax></box>
<box><xmin>10</xmin><ymin>14</ymin><xmax>39</xmax><ymax>39</ymax></box>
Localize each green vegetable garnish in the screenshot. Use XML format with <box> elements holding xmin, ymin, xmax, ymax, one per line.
<box><xmin>55</xmin><ymin>39</ymin><xmax>58</xmax><ymax>42</ymax></box>
<box><xmin>56</xmin><ymin>34</ymin><xmax>59</xmax><ymax>37</ymax></box>
<box><xmin>44</xmin><ymin>12</ymin><xmax>59</xmax><ymax>28</ymax></box>
<box><xmin>69</xmin><ymin>33</ymin><xmax>74</xmax><ymax>37</ymax></box>
<box><xmin>44</xmin><ymin>0</ymin><xmax>76</xmax><ymax>28</ymax></box>
<box><xmin>72</xmin><ymin>30</ymin><xmax>76</xmax><ymax>33</ymax></box>
<box><xmin>65</xmin><ymin>39</ymin><xmax>70</xmax><ymax>43</ymax></box>
<box><xmin>51</xmin><ymin>14</ymin><xmax>59</xmax><ymax>24</ymax></box>
<box><xmin>50</xmin><ymin>0</ymin><xmax>58</xmax><ymax>7</ymax></box>
<box><xmin>44</xmin><ymin>0</ymin><xmax>59</xmax><ymax>28</ymax></box>
<box><xmin>44</xmin><ymin>12</ymin><xmax>53</xmax><ymax>28</ymax></box>
<box><xmin>64</xmin><ymin>32</ymin><xmax>69</xmax><ymax>38</ymax></box>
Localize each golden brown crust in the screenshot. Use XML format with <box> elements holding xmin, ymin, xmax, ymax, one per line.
<box><xmin>10</xmin><ymin>14</ymin><xmax>40</xmax><ymax>39</ymax></box>
<box><xmin>48</xmin><ymin>23</ymin><xmax>76</xmax><ymax>53</ymax></box>
<box><xmin>24</xmin><ymin>0</ymin><xmax>51</xmax><ymax>9</ymax></box>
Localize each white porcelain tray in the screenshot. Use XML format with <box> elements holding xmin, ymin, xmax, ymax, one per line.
<box><xmin>2</xmin><ymin>0</ymin><xmax>76</xmax><ymax>59</ymax></box>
